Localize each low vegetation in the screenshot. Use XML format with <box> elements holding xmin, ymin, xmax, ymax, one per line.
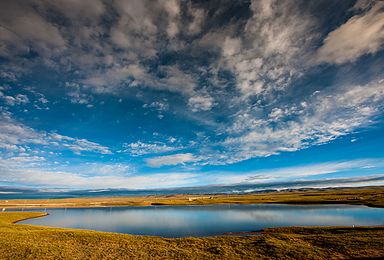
<box><xmin>0</xmin><ymin>211</ymin><xmax>383</xmax><ymax>259</ymax></box>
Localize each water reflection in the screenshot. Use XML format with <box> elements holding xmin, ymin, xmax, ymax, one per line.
<box><xmin>14</xmin><ymin>204</ymin><xmax>384</xmax><ymax>238</ymax></box>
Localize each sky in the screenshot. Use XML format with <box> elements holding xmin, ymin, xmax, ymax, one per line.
<box><xmin>1</xmin><ymin>0</ymin><xmax>384</xmax><ymax>198</ymax></box>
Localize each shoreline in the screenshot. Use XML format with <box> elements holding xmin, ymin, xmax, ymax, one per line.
<box><xmin>7</xmin><ymin>210</ymin><xmax>384</xmax><ymax>239</ymax></box>
<box><xmin>3</xmin><ymin>200</ymin><xmax>383</xmax><ymax>210</ymax></box>
<box><xmin>2</xmin><ymin>187</ymin><xmax>383</xmax><ymax>214</ymax></box>
<box><xmin>11</xmin><ymin>213</ymin><xmax>50</xmax><ymax>224</ymax></box>
<box><xmin>6</xmin><ymin>203</ymin><xmax>384</xmax><ymax>239</ymax></box>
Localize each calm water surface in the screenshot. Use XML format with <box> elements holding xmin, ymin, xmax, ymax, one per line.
<box><xmin>15</xmin><ymin>204</ymin><xmax>384</xmax><ymax>238</ymax></box>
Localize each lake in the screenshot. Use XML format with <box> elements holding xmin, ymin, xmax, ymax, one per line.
<box><xmin>14</xmin><ymin>204</ymin><xmax>384</xmax><ymax>238</ymax></box>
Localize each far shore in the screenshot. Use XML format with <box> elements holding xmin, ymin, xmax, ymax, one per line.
<box><xmin>2</xmin><ymin>186</ymin><xmax>383</xmax><ymax>210</ymax></box>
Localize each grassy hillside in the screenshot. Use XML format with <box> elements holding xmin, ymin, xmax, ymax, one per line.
<box><xmin>0</xmin><ymin>212</ymin><xmax>383</xmax><ymax>259</ymax></box>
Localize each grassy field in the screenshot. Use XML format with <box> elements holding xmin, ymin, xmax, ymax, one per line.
<box><xmin>1</xmin><ymin>186</ymin><xmax>383</xmax><ymax>209</ymax></box>
<box><xmin>0</xmin><ymin>211</ymin><xmax>383</xmax><ymax>259</ymax></box>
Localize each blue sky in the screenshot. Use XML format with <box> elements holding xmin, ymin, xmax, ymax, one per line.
<box><xmin>1</xmin><ymin>0</ymin><xmax>384</xmax><ymax>197</ymax></box>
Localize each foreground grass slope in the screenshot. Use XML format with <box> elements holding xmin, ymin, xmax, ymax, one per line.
<box><xmin>1</xmin><ymin>212</ymin><xmax>383</xmax><ymax>259</ymax></box>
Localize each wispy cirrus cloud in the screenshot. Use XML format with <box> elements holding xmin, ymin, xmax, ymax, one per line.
<box><xmin>49</xmin><ymin>133</ymin><xmax>112</xmax><ymax>155</ymax></box>
<box><xmin>0</xmin><ymin>168</ymin><xmax>197</xmax><ymax>189</ymax></box>
<box><xmin>146</xmin><ymin>153</ymin><xmax>198</xmax><ymax>168</ymax></box>
<box><xmin>0</xmin><ymin>92</ymin><xmax>29</xmax><ymax>106</ymax></box>
<box><xmin>0</xmin><ymin>112</ymin><xmax>49</xmax><ymax>149</ymax></box>
<box><xmin>121</xmin><ymin>141</ymin><xmax>181</xmax><ymax>156</ymax></box>
<box><xmin>188</xmin><ymin>95</ymin><xmax>216</xmax><ymax>112</ymax></box>
<box><xmin>0</xmin><ymin>113</ymin><xmax>112</xmax><ymax>156</ymax></box>
<box><xmin>211</xmin><ymin>80</ymin><xmax>384</xmax><ymax>165</ymax></box>
<box><xmin>61</xmin><ymin>139</ymin><xmax>112</xmax><ymax>155</ymax></box>
<box><xmin>236</xmin><ymin>159</ymin><xmax>384</xmax><ymax>183</ymax></box>
<box><xmin>316</xmin><ymin>1</ymin><xmax>384</xmax><ymax>64</ymax></box>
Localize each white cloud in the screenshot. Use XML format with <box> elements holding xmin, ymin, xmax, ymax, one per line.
<box><xmin>257</xmin><ymin>159</ymin><xmax>383</xmax><ymax>179</ymax></box>
<box><xmin>0</xmin><ymin>168</ymin><xmax>197</xmax><ymax>189</ymax></box>
<box><xmin>65</xmin><ymin>82</ymin><xmax>93</xmax><ymax>104</ymax></box>
<box><xmin>66</xmin><ymin>139</ymin><xmax>112</xmax><ymax>155</ymax></box>
<box><xmin>214</xmin><ymin>80</ymin><xmax>384</xmax><ymax>165</ymax></box>
<box><xmin>9</xmin><ymin>156</ymin><xmax>45</xmax><ymax>163</ymax></box>
<box><xmin>67</xmin><ymin>91</ymin><xmax>92</xmax><ymax>105</ymax></box>
<box><xmin>123</xmin><ymin>141</ymin><xmax>179</xmax><ymax>156</ymax></box>
<box><xmin>50</xmin><ymin>133</ymin><xmax>75</xmax><ymax>141</ymax></box>
<box><xmin>268</xmin><ymin>108</ymin><xmax>284</xmax><ymax>120</ymax></box>
<box><xmin>73</xmin><ymin>162</ymin><xmax>133</xmax><ymax>176</ymax></box>
<box><xmin>6</xmin><ymin>11</ymin><xmax>65</xmax><ymax>47</ymax></box>
<box><xmin>167</xmin><ymin>22</ymin><xmax>179</xmax><ymax>38</ymax></box>
<box><xmin>38</xmin><ymin>97</ymin><xmax>48</xmax><ymax>104</ymax></box>
<box><xmin>193</xmin><ymin>159</ymin><xmax>381</xmax><ymax>185</ymax></box>
<box><xmin>217</xmin><ymin>0</ymin><xmax>317</xmax><ymax>100</ymax></box>
<box><xmin>149</xmin><ymin>101</ymin><xmax>169</xmax><ymax>111</ymax></box>
<box><xmin>146</xmin><ymin>153</ymin><xmax>197</xmax><ymax>167</ymax></box>
<box><xmin>0</xmin><ymin>113</ymin><xmax>112</xmax><ymax>157</ymax></box>
<box><xmin>0</xmin><ymin>71</ymin><xmax>17</xmax><ymax>81</ymax></box>
<box><xmin>150</xmin><ymin>65</ymin><xmax>197</xmax><ymax>93</ymax></box>
<box><xmin>316</xmin><ymin>2</ymin><xmax>384</xmax><ymax>64</ymax></box>
<box><xmin>0</xmin><ymin>154</ymin><xmax>47</xmax><ymax>169</ymax></box>
<box><xmin>187</xmin><ymin>5</ymin><xmax>205</xmax><ymax>35</ymax></box>
<box><xmin>91</xmin><ymin>164</ymin><xmax>132</xmax><ymax>175</ymax></box>
<box><xmin>0</xmin><ymin>2</ymin><xmax>68</xmax><ymax>73</ymax></box>
<box><xmin>160</xmin><ymin>0</ymin><xmax>180</xmax><ymax>38</ymax></box>
<box><xmin>222</xmin><ymin>37</ymin><xmax>241</xmax><ymax>57</ymax></box>
<box><xmin>0</xmin><ymin>93</ymin><xmax>29</xmax><ymax>106</ymax></box>
<box><xmin>49</xmin><ymin>134</ymin><xmax>113</xmax><ymax>155</ymax></box>
<box><xmin>0</xmin><ymin>0</ymin><xmax>202</xmax><ymax>97</ymax></box>
<box><xmin>110</xmin><ymin>29</ymin><xmax>132</xmax><ymax>48</ymax></box>
<box><xmin>188</xmin><ymin>95</ymin><xmax>216</xmax><ymax>112</ymax></box>
<box><xmin>0</xmin><ymin>113</ymin><xmax>48</xmax><ymax>149</ymax></box>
